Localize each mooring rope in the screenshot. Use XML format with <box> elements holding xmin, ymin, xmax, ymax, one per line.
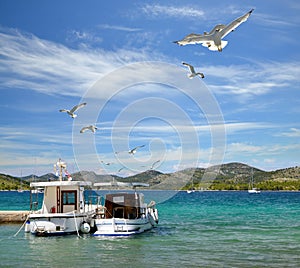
<box><xmin>13</xmin><ymin>214</ymin><xmax>30</xmax><ymax>237</ymax></box>
<box><xmin>73</xmin><ymin>211</ymin><xmax>82</xmax><ymax>238</ymax></box>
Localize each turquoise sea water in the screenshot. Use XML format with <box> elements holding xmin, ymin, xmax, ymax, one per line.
<box><xmin>0</xmin><ymin>190</ymin><xmax>300</xmax><ymax>267</ymax></box>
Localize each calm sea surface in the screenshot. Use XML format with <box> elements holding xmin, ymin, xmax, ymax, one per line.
<box><xmin>0</xmin><ymin>190</ymin><xmax>300</xmax><ymax>267</ymax></box>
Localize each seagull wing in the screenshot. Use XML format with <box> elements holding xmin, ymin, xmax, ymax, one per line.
<box><xmin>174</xmin><ymin>33</ymin><xmax>211</xmax><ymax>46</ymax></box>
<box><xmin>208</xmin><ymin>24</ymin><xmax>226</xmax><ymax>34</ymax></box>
<box><xmin>182</xmin><ymin>62</ymin><xmax>196</xmax><ymax>74</ymax></box>
<box><xmin>151</xmin><ymin>160</ymin><xmax>160</xmax><ymax>169</ymax></box>
<box><xmin>70</xmin><ymin>102</ymin><xmax>87</xmax><ymax>113</ymax></box>
<box><xmin>220</xmin><ymin>9</ymin><xmax>254</xmax><ymax>38</ymax></box>
<box><xmin>198</xmin><ymin>73</ymin><xmax>205</xmax><ymax>78</ymax></box>
<box><xmin>80</xmin><ymin>126</ymin><xmax>88</xmax><ymax>133</ymax></box>
<box><xmin>59</xmin><ymin>109</ymin><xmax>68</xmax><ymax>113</ymax></box>
<box><xmin>129</xmin><ymin>144</ymin><xmax>145</xmax><ymax>153</ymax></box>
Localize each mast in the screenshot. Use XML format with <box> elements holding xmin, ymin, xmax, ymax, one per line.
<box><xmin>54</xmin><ymin>159</ymin><xmax>67</xmax><ymax>181</ymax></box>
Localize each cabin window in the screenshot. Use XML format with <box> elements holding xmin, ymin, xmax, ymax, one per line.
<box><xmin>62</xmin><ymin>191</ymin><xmax>77</xmax><ymax>206</ymax></box>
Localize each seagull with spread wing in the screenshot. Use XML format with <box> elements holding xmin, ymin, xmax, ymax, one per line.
<box><xmin>101</xmin><ymin>161</ymin><xmax>113</xmax><ymax>166</ymax></box>
<box><xmin>115</xmin><ymin>145</ymin><xmax>146</xmax><ymax>155</ymax></box>
<box><xmin>151</xmin><ymin>160</ymin><xmax>161</xmax><ymax>170</ymax></box>
<box><xmin>59</xmin><ymin>102</ymin><xmax>87</xmax><ymax>118</ymax></box>
<box><xmin>80</xmin><ymin>125</ymin><xmax>97</xmax><ymax>133</ymax></box>
<box><xmin>174</xmin><ymin>9</ymin><xmax>254</xmax><ymax>52</ymax></box>
<box><xmin>128</xmin><ymin>145</ymin><xmax>145</xmax><ymax>155</ymax></box>
<box><xmin>182</xmin><ymin>62</ymin><xmax>204</xmax><ymax>79</ymax></box>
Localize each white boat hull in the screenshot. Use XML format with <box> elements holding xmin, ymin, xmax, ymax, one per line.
<box><xmin>93</xmin><ymin>208</ymin><xmax>158</xmax><ymax>237</ymax></box>
<box><xmin>248</xmin><ymin>189</ymin><xmax>261</xmax><ymax>194</ymax></box>
<box><xmin>93</xmin><ymin>217</ymin><xmax>156</xmax><ymax>236</ymax></box>
<box><xmin>26</xmin><ymin>213</ymin><xmax>91</xmax><ymax>236</ymax></box>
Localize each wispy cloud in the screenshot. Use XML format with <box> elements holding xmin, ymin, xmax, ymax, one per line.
<box><xmin>227</xmin><ymin>142</ymin><xmax>300</xmax><ymax>156</ymax></box>
<box><xmin>141</xmin><ymin>4</ymin><xmax>205</xmax><ymax>19</ymax></box>
<box><xmin>97</xmin><ymin>24</ymin><xmax>141</xmax><ymax>32</ymax></box>
<box><xmin>0</xmin><ymin>27</ymin><xmax>154</xmax><ymax>97</ymax></box>
<box><xmin>2</xmin><ymin>26</ymin><xmax>299</xmax><ymax>102</ymax></box>
<box><xmin>205</xmin><ymin>61</ymin><xmax>300</xmax><ymax>99</ymax></box>
<box><xmin>278</xmin><ymin>128</ymin><xmax>300</xmax><ymax>137</ymax></box>
<box><xmin>66</xmin><ymin>29</ymin><xmax>103</xmax><ymax>45</ymax></box>
<box><xmin>254</xmin><ymin>11</ymin><xmax>296</xmax><ymax>28</ymax></box>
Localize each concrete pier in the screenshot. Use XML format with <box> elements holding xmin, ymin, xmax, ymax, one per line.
<box><xmin>0</xmin><ymin>211</ymin><xmax>29</xmax><ymax>223</ymax></box>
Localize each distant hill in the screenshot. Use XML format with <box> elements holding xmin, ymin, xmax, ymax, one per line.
<box><xmin>1</xmin><ymin>162</ymin><xmax>300</xmax><ymax>191</ymax></box>
<box><xmin>71</xmin><ymin>171</ymin><xmax>121</xmax><ymax>183</ymax></box>
<box><xmin>22</xmin><ymin>173</ymin><xmax>58</xmax><ymax>182</ymax></box>
<box><xmin>0</xmin><ymin>173</ymin><xmax>30</xmax><ymax>190</ymax></box>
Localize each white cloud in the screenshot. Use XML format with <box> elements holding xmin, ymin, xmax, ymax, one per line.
<box><xmin>66</xmin><ymin>29</ymin><xmax>103</xmax><ymax>45</ymax></box>
<box><xmin>97</xmin><ymin>24</ymin><xmax>141</xmax><ymax>32</ymax></box>
<box><xmin>205</xmin><ymin>61</ymin><xmax>300</xmax><ymax>99</ymax></box>
<box><xmin>0</xmin><ymin>27</ymin><xmax>155</xmax><ymax>97</ymax></box>
<box><xmin>2</xmin><ymin>26</ymin><xmax>299</xmax><ymax>102</ymax></box>
<box><xmin>226</xmin><ymin>142</ymin><xmax>300</xmax><ymax>157</ymax></box>
<box><xmin>278</xmin><ymin>128</ymin><xmax>300</xmax><ymax>137</ymax></box>
<box><xmin>141</xmin><ymin>4</ymin><xmax>204</xmax><ymax>19</ymax></box>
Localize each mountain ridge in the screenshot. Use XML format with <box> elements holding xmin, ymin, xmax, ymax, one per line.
<box><xmin>1</xmin><ymin>162</ymin><xmax>299</xmax><ymax>190</ymax></box>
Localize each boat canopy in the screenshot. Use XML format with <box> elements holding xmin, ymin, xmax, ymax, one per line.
<box><xmin>30</xmin><ymin>181</ymin><xmax>92</xmax><ymax>188</ymax></box>
<box><xmin>94</xmin><ymin>182</ymin><xmax>149</xmax><ymax>188</ymax></box>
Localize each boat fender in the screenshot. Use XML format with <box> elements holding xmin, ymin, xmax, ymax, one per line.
<box><xmin>80</xmin><ymin>222</ymin><xmax>90</xmax><ymax>234</ymax></box>
<box><xmin>24</xmin><ymin>220</ymin><xmax>31</xmax><ymax>233</ymax></box>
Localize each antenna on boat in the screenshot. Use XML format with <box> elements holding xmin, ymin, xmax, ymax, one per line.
<box><xmin>54</xmin><ymin>158</ymin><xmax>67</xmax><ymax>181</ymax></box>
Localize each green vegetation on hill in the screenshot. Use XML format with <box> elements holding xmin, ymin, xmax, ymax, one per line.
<box><xmin>1</xmin><ymin>163</ymin><xmax>299</xmax><ymax>191</ymax></box>
<box><xmin>0</xmin><ymin>174</ymin><xmax>30</xmax><ymax>191</ymax></box>
<box><xmin>181</xmin><ymin>164</ymin><xmax>300</xmax><ymax>191</ymax></box>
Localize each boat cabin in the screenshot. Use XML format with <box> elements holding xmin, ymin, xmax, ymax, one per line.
<box><xmin>100</xmin><ymin>193</ymin><xmax>146</xmax><ymax>220</ymax></box>
<box><xmin>30</xmin><ymin>181</ymin><xmax>92</xmax><ymax>214</ymax></box>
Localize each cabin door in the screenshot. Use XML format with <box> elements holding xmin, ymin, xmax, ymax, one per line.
<box><xmin>60</xmin><ymin>190</ymin><xmax>77</xmax><ymax>213</ymax></box>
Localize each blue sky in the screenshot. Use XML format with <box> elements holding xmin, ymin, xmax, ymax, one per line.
<box><xmin>0</xmin><ymin>0</ymin><xmax>300</xmax><ymax>176</ymax></box>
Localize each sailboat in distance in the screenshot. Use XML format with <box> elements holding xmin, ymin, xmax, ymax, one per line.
<box><xmin>248</xmin><ymin>168</ymin><xmax>261</xmax><ymax>194</ymax></box>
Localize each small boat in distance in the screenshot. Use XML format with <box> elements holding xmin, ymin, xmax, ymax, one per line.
<box><xmin>25</xmin><ymin>159</ymin><xmax>96</xmax><ymax>236</ymax></box>
<box><xmin>186</xmin><ymin>189</ymin><xmax>195</xmax><ymax>194</ymax></box>
<box><xmin>248</xmin><ymin>168</ymin><xmax>261</xmax><ymax>194</ymax></box>
<box><xmin>93</xmin><ymin>182</ymin><xmax>159</xmax><ymax>236</ymax></box>
<box><xmin>187</xmin><ymin>176</ymin><xmax>195</xmax><ymax>193</ymax></box>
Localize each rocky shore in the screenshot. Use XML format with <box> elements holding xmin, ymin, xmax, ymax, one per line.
<box><xmin>0</xmin><ymin>211</ymin><xmax>29</xmax><ymax>223</ymax></box>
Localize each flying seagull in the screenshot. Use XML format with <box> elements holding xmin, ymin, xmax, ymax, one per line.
<box><xmin>174</xmin><ymin>9</ymin><xmax>254</xmax><ymax>52</ymax></box>
<box><xmin>182</xmin><ymin>62</ymin><xmax>204</xmax><ymax>79</ymax></box>
<box><xmin>128</xmin><ymin>145</ymin><xmax>145</xmax><ymax>155</ymax></box>
<box><xmin>59</xmin><ymin>102</ymin><xmax>87</xmax><ymax>118</ymax></box>
<box><xmin>151</xmin><ymin>160</ymin><xmax>161</xmax><ymax>170</ymax></box>
<box><xmin>116</xmin><ymin>145</ymin><xmax>146</xmax><ymax>155</ymax></box>
<box><xmin>118</xmin><ymin>167</ymin><xmax>126</xmax><ymax>172</ymax></box>
<box><xmin>101</xmin><ymin>161</ymin><xmax>113</xmax><ymax>166</ymax></box>
<box><xmin>80</xmin><ymin>125</ymin><xmax>98</xmax><ymax>133</ymax></box>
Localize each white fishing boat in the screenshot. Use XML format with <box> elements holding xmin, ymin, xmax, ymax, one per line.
<box><xmin>186</xmin><ymin>177</ymin><xmax>196</xmax><ymax>193</ymax></box>
<box><xmin>248</xmin><ymin>168</ymin><xmax>261</xmax><ymax>194</ymax></box>
<box><xmin>186</xmin><ymin>189</ymin><xmax>195</xmax><ymax>194</ymax></box>
<box><xmin>248</xmin><ymin>188</ymin><xmax>261</xmax><ymax>194</ymax></box>
<box><xmin>93</xmin><ymin>182</ymin><xmax>159</xmax><ymax>237</ymax></box>
<box><xmin>24</xmin><ymin>159</ymin><xmax>96</xmax><ymax>236</ymax></box>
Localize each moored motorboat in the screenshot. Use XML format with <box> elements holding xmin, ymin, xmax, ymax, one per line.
<box><xmin>93</xmin><ymin>182</ymin><xmax>158</xmax><ymax>236</ymax></box>
<box><xmin>24</xmin><ymin>159</ymin><xmax>96</xmax><ymax>236</ymax></box>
